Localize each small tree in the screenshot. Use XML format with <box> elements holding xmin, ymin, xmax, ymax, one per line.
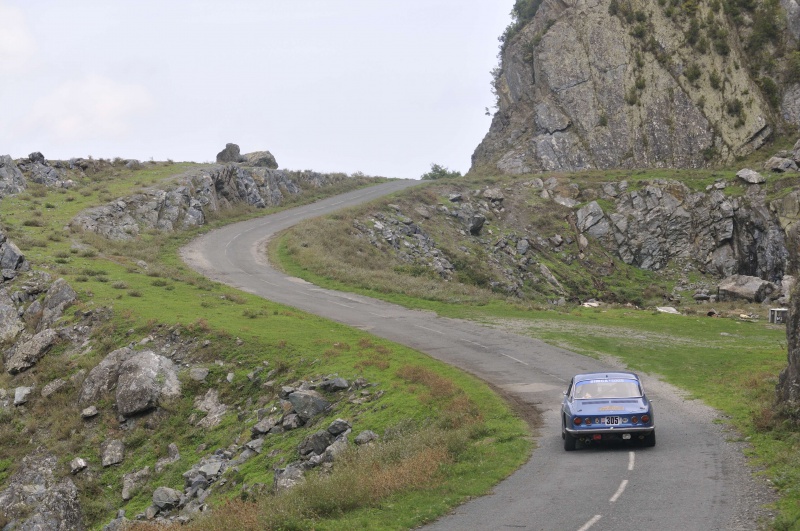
<box><xmin>421</xmin><ymin>163</ymin><xmax>462</xmax><ymax>180</ymax></box>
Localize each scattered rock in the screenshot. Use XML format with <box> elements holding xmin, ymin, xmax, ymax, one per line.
<box><xmin>101</xmin><ymin>439</ymin><xmax>125</xmax><ymax>467</ymax></box>
<box><xmin>14</xmin><ymin>386</ymin><xmax>32</xmax><ymax>405</ymax></box>
<box><xmin>70</xmin><ymin>458</ymin><xmax>88</xmax><ymax>475</ymax></box>
<box><xmin>152</xmin><ymin>486</ymin><xmax>182</xmax><ymax>510</ymax></box>
<box><xmin>122</xmin><ymin>466</ymin><xmax>151</xmax><ymax>501</ymax></box>
<box><xmin>81</xmin><ymin>406</ymin><xmax>98</xmax><ymax>419</ymax></box>
<box><xmin>736</xmin><ymin>168</ymin><xmax>766</xmax><ymax>184</ymax></box>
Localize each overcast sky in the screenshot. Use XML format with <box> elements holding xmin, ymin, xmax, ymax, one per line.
<box><xmin>0</xmin><ymin>1</ymin><xmax>514</xmax><ymax>179</ymax></box>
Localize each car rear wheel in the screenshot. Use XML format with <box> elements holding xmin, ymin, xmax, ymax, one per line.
<box><xmin>642</xmin><ymin>430</ymin><xmax>656</xmax><ymax>447</ymax></box>
<box><xmin>564</xmin><ymin>431</ymin><xmax>577</xmax><ymax>451</ymax></box>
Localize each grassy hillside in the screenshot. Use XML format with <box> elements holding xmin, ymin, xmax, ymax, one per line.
<box><xmin>0</xmin><ymin>161</ymin><xmax>531</xmax><ymax>530</ymax></box>
<box><xmin>276</xmin><ymin>159</ymin><xmax>800</xmax><ymax>528</ymax></box>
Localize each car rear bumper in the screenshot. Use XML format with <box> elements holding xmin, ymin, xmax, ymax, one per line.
<box><xmin>565</xmin><ymin>425</ymin><xmax>655</xmax><ymax>437</ymax></box>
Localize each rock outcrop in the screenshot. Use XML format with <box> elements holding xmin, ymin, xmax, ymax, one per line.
<box><xmin>472</xmin><ymin>0</ymin><xmax>791</xmax><ymax>174</ymax></box>
<box><xmin>0</xmin><ymin>449</ymin><xmax>84</xmax><ymax>530</ymax></box>
<box><xmin>71</xmin><ymin>164</ymin><xmax>353</xmax><ymax>240</ymax></box>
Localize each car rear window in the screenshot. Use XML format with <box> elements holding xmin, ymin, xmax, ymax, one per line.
<box><xmin>574</xmin><ymin>379</ymin><xmax>641</xmax><ymax>399</ymax></box>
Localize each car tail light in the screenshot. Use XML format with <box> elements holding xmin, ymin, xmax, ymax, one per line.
<box><xmin>573</xmin><ymin>417</ymin><xmax>582</xmax><ymax>425</ymax></box>
<box><xmin>631</xmin><ymin>416</ymin><xmax>638</xmax><ymax>424</ymax></box>
<box><xmin>585</xmin><ymin>418</ymin><xmax>593</xmax><ymax>425</ymax></box>
<box><xmin>641</xmin><ymin>414</ymin><xmax>650</xmax><ymax>424</ymax></box>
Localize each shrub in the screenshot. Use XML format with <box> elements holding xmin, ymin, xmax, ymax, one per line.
<box><xmin>786</xmin><ymin>52</ymin><xmax>800</xmax><ymax>84</ymax></box>
<box><xmin>685</xmin><ymin>63</ymin><xmax>702</xmax><ymax>82</ymax></box>
<box><xmin>421</xmin><ymin>163</ymin><xmax>461</xmax><ymax>181</ymax></box>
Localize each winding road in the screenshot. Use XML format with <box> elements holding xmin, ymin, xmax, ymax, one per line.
<box><xmin>181</xmin><ymin>180</ymin><xmax>772</xmax><ymax>530</ymax></box>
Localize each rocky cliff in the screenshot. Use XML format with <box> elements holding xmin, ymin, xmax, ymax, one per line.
<box><xmin>473</xmin><ymin>0</ymin><xmax>800</xmax><ymax>174</ymax></box>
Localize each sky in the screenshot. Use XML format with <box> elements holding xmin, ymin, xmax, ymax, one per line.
<box><xmin>0</xmin><ymin>1</ymin><xmax>515</xmax><ymax>179</ymax></box>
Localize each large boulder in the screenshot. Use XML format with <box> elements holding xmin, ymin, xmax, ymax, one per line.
<box><xmin>0</xmin><ymin>450</ymin><xmax>85</xmax><ymax>530</ymax></box>
<box><xmin>216</xmin><ymin>143</ymin><xmax>245</xmax><ymax>163</ymax></box>
<box><xmin>4</xmin><ymin>328</ymin><xmax>58</xmax><ymax>374</ymax></box>
<box><xmin>115</xmin><ymin>351</ymin><xmax>180</xmax><ymax>417</ymax></box>
<box><xmin>718</xmin><ymin>274</ymin><xmax>780</xmax><ymax>303</ymax></box>
<box><xmin>80</xmin><ymin>347</ymin><xmax>180</xmax><ymax>417</ymax></box>
<box><xmin>243</xmin><ymin>151</ymin><xmax>278</xmax><ymax>169</ymax></box>
<box><xmin>286</xmin><ymin>390</ymin><xmax>331</xmax><ymax>421</ymax></box>
<box><xmin>0</xmin><ymin>155</ymin><xmax>27</xmax><ymax>197</ymax></box>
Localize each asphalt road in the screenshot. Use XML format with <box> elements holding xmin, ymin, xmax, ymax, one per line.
<box><xmin>181</xmin><ymin>180</ymin><xmax>772</xmax><ymax>530</ymax></box>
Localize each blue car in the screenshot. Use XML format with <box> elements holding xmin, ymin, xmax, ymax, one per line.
<box><xmin>561</xmin><ymin>371</ymin><xmax>655</xmax><ymax>451</ymax></box>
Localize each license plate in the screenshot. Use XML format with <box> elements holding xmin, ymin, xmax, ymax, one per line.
<box><xmin>603</xmin><ymin>417</ymin><xmax>621</xmax><ymax>425</ymax></box>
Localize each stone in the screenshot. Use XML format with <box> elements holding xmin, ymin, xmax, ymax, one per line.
<box><xmin>327</xmin><ymin>418</ymin><xmax>352</xmax><ymax>436</ymax></box>
<box><xmin>41</xmin><ymin>378</ymin><xmax>67</xmax><ymax>398</ymax></box>
<box><xmin>273</xmin><ymin>463</ymin><xmax>305</xmax><ymax>492</ymax></box>
<box><xmin>319</xmin><ymin>377</ymin><xmax>349</xmax><ymax>391</ymax></box>
<box><xmin>115</xmin><ymin>350</ymin><xmax>181</xmax><ymax>417</ymax></box>
<box><xmin>468</xmin><ymin>214</ymin><xmax>486</xmax><ymax>235</ymax></box>
<box><xmin>101</xmin><ymin>439</ymin><xmax>125</xmax><ymax>467</ymax></box>
<box><xmin>80</xmin><ymin>346</ymin><xmax>136</xmax><ymax>404</ymax></box>
<box><xmin>70</xmin><ymin>458</ymin><xmax>88</xmax><ymax>475</ymax></box>
<box><xmin>189</xmin><ymin>367</ymin><xmax>209</xmax><ymax>381</ymax></box>
<box><xmin>718</xmin><ymin>274</ymin><xmax>780</xmax><ymax>303</ymax></box>
<box><xmin>0</xmin><ymin>289</ymin><xmax>23</xmax><ymax>343</ymax></box>
<box><xmin>764</xmin><ymin>156</ymin><xmax>799</xmax><ymax>172</ymax></box>
<box><xmin>286</xmin><ymin>390</ymin><xmax>331</xmax><ymax>421</ymax></box>
<box><xmin>736</xmin><ymin>168</ymin><xmax>766</xmax><ymax>184</ymax></box>
<box><xmin>0</xmin><ymin>155</ymin><xmax>27</xmax><ymax>197</ymax></box>
<box><xmin>251</xmin><ymin>415</ymin><xmax>278</xmax><ymax>435</ymax></box>
<box><xmin>5</xmin><ymin>328</ymin><xmax>58</xmax><ymax>374</ymax></box>
<box><xmin>14</xmin><ymin>386</ymin><xmax>32</xmax><ymax>405</ymax></box>
<box><xmin>0</xmin><ymin>450</ymin><xmax>84</xmax><ymax>530</ymax></box>
<box><xmin>39</xmin><ymin>278</ymin><xmax>77</xmax><ymax>329</ymax></box>
<box><xmin>194</xmin><ymin>389</ymin><xmax>227</xmax><ymax>429</ymax></box>
<box><xmin>243</xmin><ymin>150</ymin><xmax>278</xmax><ymax>169</ymax></box>
<box><xmin>152</xmin><ymin>486</ymin><xmax>181</xmax><ymax>510</ymax></box>
<box><xmin>216</xmin><ymin>143</ymin><xmax>244</xmax><ymax>163</ymax></box>
<box><xmin>298</xmin><ymin>430</ymin><xmax>334</xmax><ymax>457</ymax></box>
<box><xmin>354</xmin><ymin>430</ymin><xmax>379</xmax><ymax>445</ymax></box>
<box><xmin>122</xmin><ymin>466</ymin><xmax>151</xmax><ymax>501</ymax></box>
<box><xmin>81</xmin><ymin>406</ymin><xmax>98</xmax><ymax>419</ymax></box>
<box><xmin>482</xmin><ymin>188</ymin><xmax>504</xmax><ymax>202</ymax></box>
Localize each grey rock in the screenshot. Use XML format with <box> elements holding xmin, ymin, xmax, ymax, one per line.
<box><xmin>152</xmin><ymin>486</ymin><xmax>182</xmax><ymax>510</ymax></box>
<box><xmin>468</xmin><ymin>214</ymin><xmax>486</xmax><ymax>235</ymax></box>
<box><xmin>194</xmin><ymin>389</ymin><xmax>227</xmax><ymax>429</ymax></box>
<box><xmin>101</xmin><ymin>439</ymin><xmax>125</xmax><ymax>467</ymax></box>
<box><xmin>354</xmin><ymin>430</ymin><xmax>379</xmax><ymax>445</ymax></box>
<box><xmin>327</xmin><ymin>418</ymin><xmax>352</xmax><ymax>436</ymax></box>
<box><xmin>482</xmin><ymin>188</ymin><xmax>504</xmax><ymax>202</ymax></box>
<box><xmin>718</xmin><ymin>274</ymin><xmax>780</xmax><ymax>303</ymax></box>
<box><xmin>281</xmin><ymin>413</ymin><xmax>303</xmax><ymax>430</ymax></box>
<box><xmin>273</xmin><ymin>463</ymin><xmax>305</xmax><ymax>492</ymax></box>
<box><xmin>70</xmin><ymin>458</ymin><xmax>88</xmax><ymax>475</ymax></box>
<box><xmin>0</xmin><ymin>288</ymin><xmax>23</xmax><ymax>343</ymax></box>
<box><xmin>286</xmin><ymin>390</ymin><xmax>331</xmax><ymax>421</ymax></box>
<box><xmin>39</xmin><ymin>278</ymin><xmax>77</xmax><ymax>329</ymax></box>
<box><xmin>81</xmin><ymin>406</ymin><xmax>98</xmax><ymax>419</ymax></box>
<box><xmin>0</xmin><ymin>450</ymin><xmax>84</xmax><ymax>530</ymax></box>
<box><xmin>0</xmin><ymin>238</ymin><xmax>28</xmax><ymax>272</ymax></box>
<box><xmin>189</xmin><ymin>367</ymin><xmax>209</xmax><ymax>381</ymax></box>
<box><xmin>0</xmin><ymin>155</ymin><xmax>27</xmax><ymax>197</ymax></box>
<box><xmin>79</xmin><ymin>346</ymin><xmax>136</xmax><ymax>404</ymax></box>
<box><xmin>243</xmin><ymin>150</ymin><xmax>278</xmax><ymax>169</ymax></box>
<box><xmin>122</xmin><ymin>466</ymin><xmax>151</xmax><ymax>501</ymax></box>
<box><xmin>765</xmin><ymin>156</ymin><xmax>799</xmax><ymax>172</ymax></box>
<box><xmin>319</xmin><ymin>377</ymin><xmax>349</xmax><ymax>391</ymax></box>
<box><xmin>736</xmin><ymin>168</ymin><xmax>766</xmax><ymax>184</ymax></box>
<box><xmin>298</xmin><ymin>430</ymin><xmax>334</xmax><ymax>457</ymax></box>
<box><xmin>116</xmin><ymin>350</ymin><xmax>180</xmax><ymax>417</ymax></box>
<box><xmin>216</xmin><ymin>143</ymin><xmax>245</xmax><ymax>163</ymax></box>
<box><xmin>251</xmin><ymin>415</ymin><xmax>278</xmax><ymax>435</ymax></box>
<box><xmin>5</xmin><ymin>328</ymin><xmax>58</xmax><ymax>374</ymax></box>
<box><xmin>14</xmin><ymin>386</ymin><xmax>33</xmax><ymax>405</ymax></box>
<box><xmin>41</xmin><ymin>378</ymin><xmax>67</xmax><ymax>398</ymax></box>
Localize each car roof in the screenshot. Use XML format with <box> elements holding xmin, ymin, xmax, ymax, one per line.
<box><xmin>573</xmin><ymin>371</ymin><xmax>639</xmax><ymax>383</ymax></box>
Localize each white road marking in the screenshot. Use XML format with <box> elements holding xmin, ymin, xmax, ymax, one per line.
<box><xmin>330</xmin><ymin>301</ymin><xmax>354</xmax><ymax>308</ymax></box>
<box><xmin>461</xmin><ymin>338</ymin><xmax>488</xmax><ymax>348</ymax></box>
<box><xmin>500</xmin><ymin>353</ymin><xmax>529</xmax><ymax>366</ymax></box>
<box><xmin>414</xmin><ymin>325</ymin><xmax>444</xmax><ymax>334</ymax></box>
<box><xmin>609</xmin><ymin>479</ymin><xmax>628</xmax><ymax>503</ymax></box>
<box><xmin>577</xmin><ymin>515</ymin><xmax>602</xmax><ymax>531</ymax></box>
<box><xmin>628</xmin><ymin>451</ymin><xmax>635</xmax><ymax>471</ymax></box>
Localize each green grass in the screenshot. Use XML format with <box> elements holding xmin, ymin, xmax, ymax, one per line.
<box><xmin>0</xmin><ymin>162</ymin><xmax>531</xmax><ymax>530</ymax></box>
